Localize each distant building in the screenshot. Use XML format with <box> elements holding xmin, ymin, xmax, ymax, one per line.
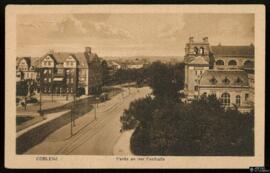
<box><xmin>39</xmin><ymin>47</ymin><xmax>103</xmax><ymax>96</ymax></box>
<box><xmin>16</xmin><ymin>57</ymin><xmax>38</xmax><ymax>82</ymax></box>
<box><xmin>183</xmin><ymin>37</ymin><xmax>254</xmax><ymax>112</ymax></box>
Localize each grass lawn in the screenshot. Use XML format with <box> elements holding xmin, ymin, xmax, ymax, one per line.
<box><xmin>16</xmin><ymin>116</ymin><xmax>44</xmax><ymax>132</ymax></box>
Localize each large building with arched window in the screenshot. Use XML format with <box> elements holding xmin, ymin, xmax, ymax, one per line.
<box><xmin>183</xmin><ymin>37</ymin><xmax>254</xmax><ymax>113</ymax></box>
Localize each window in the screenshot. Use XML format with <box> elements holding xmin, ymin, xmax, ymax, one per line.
<box><xmin>209</xmin><ymin>77</ymin><xmax>217</xmax><ymax>85</ymax></box>
<box><xmin>244</xmin><ymin>60</ymin><xmax>254</xmax><ymax>69</ymax></box>
<box><xmin>48</xmin><ymin>88</ymin><xmax>51</xmax><ymax>93</ymax></box>
<box><xmin>48</xmin><ymin>78</ymin><xmax>51</xmax><ymax>83</ymax></box>
<box><xmin>236</xmin><ymin>95</ymin><xmax>241</xmax><ymax>106</ymax></box>
<box><xmin>66</xmin><ymin>78</ymin><xmax>69</xmax><ymax>84</ymax></box>
<box><xmin>228</xmin><ymin>60</ymin><xmax>237</xmax><ymax>66</ymax></box>
<box><xmin>222</xmin><ymin>77</ymin><xmax>230</xmax><ymax>85</ymax></box>
<box><xmin>216</xmin><ymin>60</ymin><xmax>225</xmax><ymax>66</ymax></box>
<box><xmin>245</xmin><ymin>93</ymin><xmax>249</xmax><ymax>101</ymax></box>
<box><xmin>44</xmin><ymin>88</ymin><xmax>47</xmax><ymax>93</ymax></box>
<box><xmin>71</xmin><ymin>78</ymin><xmax>74</xmax><ymax>84</ymax></box>
<box><xmin>70</xmin><ymin>88</ymin><xmax>73</xmax><ymax>93</ymax></box>
<box><xmin>235</xmin><ymin>77</ymin><xmax>243</xmax><ymax>84</ymax></box>
<box><xmin>194</xmin><ymin>47</ymin><xmax>199</xmax><ymax>55</ymax></box>
<box><xmin>67</xmin><ymin>88</ymin><xmax>69</xmax><ymax>93</ymax></box>
<box><xmin>194</xmin><ymin>86</ymin><xmax>198</xmax><ymax>91</ymax></box>
<box><xmin>200</xmin><ymin>47</ymin><xmax>204</xmax><ymax>55</ymax></box>
<box><xmin>48</xmin><ymin>61</ymin><xmax>51</xmax><ymax>66</ymax></box>
<box><xmin>221</xmin><ymin>93</ymin><xmax>230</xmax><ymax>107</ymax></box>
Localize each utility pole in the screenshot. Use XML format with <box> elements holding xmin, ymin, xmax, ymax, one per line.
<box><xmin>39</xmin><ymin>60</ymin><xmax>43</xmax><ymax>117</ymax></box>
<box><xmin>73</xmin><ymin>93</ymin><xmax>76</xmax><ymax>127</ymax></box>
<box><xmin>51</xmin><ymin>69</ymin><xmax>54</xmax><ymax>102</ymax></box>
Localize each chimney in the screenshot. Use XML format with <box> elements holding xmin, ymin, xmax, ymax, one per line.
<box><xmin>189</xmin><ymin>36</ymin><xmax>194</xmax><ymax>43</ymax></box>
<box><xmin>85</xmin><ymin>47</ymin><xmax>92</xmax><ymax>54</ymax></box>
<box><xmin>203</xmin><ymin>37</ymin><xmax>208</xmax><ymax>43</ymax></box>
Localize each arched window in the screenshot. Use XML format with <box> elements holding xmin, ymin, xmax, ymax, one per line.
<box><xmin>228</xmin><ymin>60</ymin><xmax>237</xmax><ymax>66</ymax></box>
<box><xmin>194</xmin><ymin>47</ymin><xmax>198</xmax><ymax>55</ymax></box>
<box><xmin>221</xmin><ymin>93</ymin><xmax>230</xmax><ymax>107</ymax></box>
<box><xmin>244</xmin><ymin>60</ymin><xmax>254</xmax><ymax>69</ymax></box>
<box><xmin>236</xmin><ymin>95</ymin><xmax>241</xmax><ymax>107</ymax></box>
<box><xmin>216</xmin><ymin>60</ymin><xmax>224</xmax><ymax>65</ymax></box>
<box><xmin>200</xmin><ymin>47</ymin><xmax>204</xmax><ymax>55</ymax></box>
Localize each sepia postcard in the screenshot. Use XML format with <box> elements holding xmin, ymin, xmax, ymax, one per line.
<box><xmin>5</xmin><ymin>5</ymin><xmax>265</xmax><ymax>169</ymax></box>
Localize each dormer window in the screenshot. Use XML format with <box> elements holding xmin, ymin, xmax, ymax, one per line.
<box><xmin>222</xmin><ymin>77</ymin><xmax>230</xmax><ymax>85</ymax></box>
<box><xmin>209</xmin><ymin>77</ymin><xmax>217</xmax><ymax>85</ymax></box>
<box><xmin>235</xmin><ymin>77</ymin><xmax>243</xmax><ymax>84</ymax></box>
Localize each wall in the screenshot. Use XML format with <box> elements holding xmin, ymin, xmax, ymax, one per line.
<box><xmin>16</xmin><ymin>110</ymin><xmax>71</xmax><ymax>154</ymax></box>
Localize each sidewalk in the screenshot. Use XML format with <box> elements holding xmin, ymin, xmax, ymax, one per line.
<box><xmin>113</xmin><ymin>130</ymin><xmax>134</xmax><ymax>155</ymax></box>
<box><xmin>17</xmin><ymin>110</ymin><xmax>70</xmax><ymax>137</ymax></box>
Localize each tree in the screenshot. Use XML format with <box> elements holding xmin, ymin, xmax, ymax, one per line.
<box><xmin>121</xmin><ymin>94</ymin><xmax>254</xmax><ymax>156</ymax></box>
<box><xmin>101</xmin><ymin>60</ymin><xmax>110</xmax><ymax>85</ymax></box>
<box><xmin>147</xmin><ymin>62</ymin><xmax>182</xmax><ymax>102</ymax></box>
<box><xmin>16</xmin><ymin>81</ymin><xmax>28</xmax><ymax>96</ymax></box>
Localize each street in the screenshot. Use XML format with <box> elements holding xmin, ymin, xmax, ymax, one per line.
<box><xmin>25</xmin><ymin>86</ymin><xmax>151</xmax><ymax>155</ymax></box>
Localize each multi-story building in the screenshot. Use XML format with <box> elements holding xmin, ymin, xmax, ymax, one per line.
<box><xmin>16</xmin><ymin>57</ymin><xmax>38</xmax><ymax>82</ymax></box>
<box><xmin>39</xmin><ymin>47</ymin><xmax>103</xmax><ymax>96</ymax></box>
<box><xmin>183</xmin><ymin>37</ymin><xmax>254</xmax><ymax>112</ymax></box>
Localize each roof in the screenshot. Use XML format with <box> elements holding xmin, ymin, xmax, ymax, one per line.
<box><xmin>40</xmin><ymin>51</ymin><xmax>101</xmax><ymax>68</ymax></box>
<box><xmin>211</xmin><ymin>45</ymin><xmax>254</xmax><ymax>57</ymax></box>
<box><xmin>17</xmin><ymin>57</ymin><xmax>31</xmax><ymax>67</ymax></box>
<box><xmin>184</xmin><ymin>55</ymin><xmax>209</xmax><ymax>65</ymax></box>
<box><xmin>199</xmin><ymin>70</ymin><xmax>249</xmax><ymax>87</ymax></box>
<box><xmin>188</xmin><ymin>56</ymin><xmax>209</xmax><ymax>65</ymax></box>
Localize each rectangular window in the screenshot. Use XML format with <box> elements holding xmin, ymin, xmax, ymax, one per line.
<box><xmin>245</xmin><ymin>94</ymin><xmax>249</xmax><ymax>101</ymax></box>
<box><xmin>66</xmin><ymin>78</ymin><xmax>69</xmax><ymax>84</ymax></box>
<box><xmin>48</xmin><ymin>78</ymin><xmax>51</xmax><ymax>83</ymax></box>
<box><xmin>194</xmin><ymin>86</ymin><xmax>198</xmax><ymax>91</ymax></box>
<box><xmin>71</xmin><ymin>78</ymin><xmax>74</xmax><ymax>84</ymax></box>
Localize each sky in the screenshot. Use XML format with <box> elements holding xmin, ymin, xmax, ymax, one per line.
<box><xmin>16</xmin><ymin>13</ymin><xmax>254</xmax><ymax>57</ymax></box>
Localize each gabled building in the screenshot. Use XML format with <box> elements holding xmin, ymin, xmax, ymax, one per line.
<box><xmin>16</xmin><ymin>57</ymin><xmax>38</xmax><ymax>82</ymax></box>
<box><xmin>39</xmin><ymin>47</ymin><xmax>103</xmax><ymax>96</ymax></box>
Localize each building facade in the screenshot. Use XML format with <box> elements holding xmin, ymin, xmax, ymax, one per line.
<box><xmin>184</xmin><ymin>37</ymin><xmax>254</xmax><ymax>112</ymax></box>
<box><xmin>16</xmin><ymin>57</ymin><xmax>38</xmax><ymax>82</ymax></box>
<box><xmin>39</xmin><ymin>47</ymin><xmax>103</xmax><ymax>96</ymax></box>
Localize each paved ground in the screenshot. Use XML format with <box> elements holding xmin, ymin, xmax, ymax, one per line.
<box><xmin>25</xmin><ymin>86</ymin><xmax>151</xmax><ymax>155</ymax></box>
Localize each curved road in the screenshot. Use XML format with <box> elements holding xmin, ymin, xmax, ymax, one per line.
<box><xmin>26</xmin><ymin>86</ymin><xmax>151</xmax><ymax>155</ymax></box>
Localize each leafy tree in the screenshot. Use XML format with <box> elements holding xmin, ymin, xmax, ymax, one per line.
<box><xmin>147</xmin><ymin>62</ymin><xmax>182</xmax><ymax>102</ymax></box>
<box><xmin>16</xmin><ymin>81</ymin><xmax>28</xmax><ymax>96</ymax></box>
<box><xmin>121</xmin><ymin>94</ymin><xmax>254</xmax><ymax>156</ymax></box>
<box><xmin>101</xmin><ymin>60</ymin><xmax>110</xmax><ymax>85</ymax></box>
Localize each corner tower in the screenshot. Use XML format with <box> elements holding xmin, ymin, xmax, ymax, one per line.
<box><xmin>184</xmin><ymin>37</ymin><xmax>211</xmax><ymax>101</ymax></box>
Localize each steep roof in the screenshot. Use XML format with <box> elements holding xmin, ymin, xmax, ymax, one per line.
<box><xmin>184</xmin><ymin>55</ymin><xmax>209</xmax><ymax>65</ymax></box>
<box><xmin>17</xmin><ymin>57</ymin><xmax>31</xmax><ymax>67</ymax></box>
<box><xmin>211</xmin><ymin>45</ymin><xmax>254</xmax><ymax>57</ymax></box>
<box><xmin>40</xmin><ymin>52</ymin><xmax>101</xmax><ymax>68</ymax></box>
<box><xmin>199</xmin><ymin>70</ymin><xmax>249</xmax><ymax>87</ymax></box>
